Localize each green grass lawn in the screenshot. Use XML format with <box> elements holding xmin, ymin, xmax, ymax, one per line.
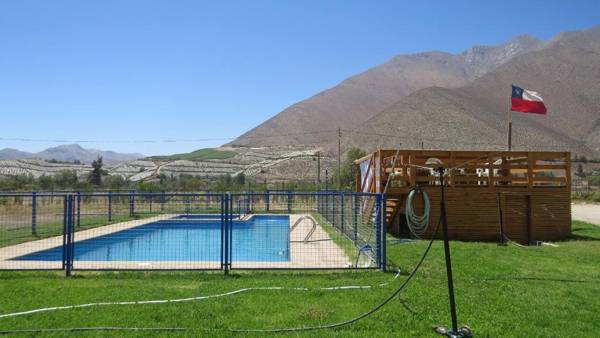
<box><xmin>0</xmin><ymin>221</ymin><xmax>598</xmax><ymax>337</ymax></box>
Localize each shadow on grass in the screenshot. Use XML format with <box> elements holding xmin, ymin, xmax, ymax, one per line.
<box><xmin>567</xmin><ymin>233</ymin><xmax>600</xmax><ymax>241</ymax></box>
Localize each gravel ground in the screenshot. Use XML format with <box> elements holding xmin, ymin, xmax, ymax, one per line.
<box><xmin>572</xmin><ymin>203</ymin><xmax>600</xmax><ymax>225</ymax></box>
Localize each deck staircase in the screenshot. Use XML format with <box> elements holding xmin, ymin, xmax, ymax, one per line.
<box><xmin>385</xmin><ymin>197</ymin><xmax>402</xmax><ymax>226</ymax></box>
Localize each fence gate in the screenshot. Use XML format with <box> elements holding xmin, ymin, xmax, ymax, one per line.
<box><xmin>0</xmin><ymin>191</ymin><xmax>385</xmax><ymax>274</ymax></box>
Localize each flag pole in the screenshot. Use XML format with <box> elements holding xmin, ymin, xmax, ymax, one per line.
<box><xmin>507</xmin><ymin>96</ymin><xmax>512</xmax><ymax>151</ymax></box>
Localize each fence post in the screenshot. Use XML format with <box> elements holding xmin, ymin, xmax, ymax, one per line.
<box><xmin>129</xmin><ymin>190</ymin><xmax>135</xmax><ymax>218</ymax></box>
<box><xmin>31</xmin><ymin>191</ymin><xmax>37</xmax><ymax>236</ymax></box>
<box><xmin>340</xmin><ymin>193</ymin><xmax>345</xmax><ymax>234</ymax></box>
<box><xmin>229</xmin><ymin>194</ymin><xmax>233</xmax><ymax>271</ymax></box>
<box><xmin>224</xmin><ymin>193</ymin><xmax>232</xmax><ymax>275</ymax></box>
<box><xmin>325</xmin><ymin>192</ymin><xmax>329</xmax><ymax>223</ymax></box>
<box><xmin>265</xmin><ymin>190</ymin><xmax>270</xmax><ymax>212</ymax></box>
<box><xmin>76</xmin><ymin>191</ymin><xmax>81</xmax><ymax>228</ymax></box>
<box><xmin>108</xmin><ymin>191</ymin><xmax>112</xmax><ymax>222</ymax></box>
<box><xmin>353</xmin><ymin>194</ymin><xmax>358</xmax><ymax>242</ymax></box>
<box><xmin>375</xmin><ymin>194</ymin><xmax>382</xmax><ymax>270</ymax></box>
<box><xmin>220</xmin><ymin>195</ymin><xmax>225</xmax><ymax>271</ymax></box>
<box><xmin>317</xmin><ymin>193</ymin><xmax>320</xmax><ymax>214</ymax></box>
<box><xmin>62</xmin><ymin>196</ymin><xmax>67</xmax><ymax>270</ymax></box>
<box><xmin>65</xmin><ymin>194</ymin><xmax>74</xmax><ymax>277</ymax></box>
<box><xmin>381</xmin><ymin>193</ymin><xmax>387</xmax><ymax>272</ymax></box>
<box><xmin>332</xmin><ymin>193</ymin><xmax>337</xmax><ymax>228</ymax></box>
<box><xmin>287</xmin><ymin>191</ymin><xmax>292</xmax><ymax>213</ymax></box>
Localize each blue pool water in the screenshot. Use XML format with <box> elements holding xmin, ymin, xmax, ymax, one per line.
<box><xmin>15</xmin><ymin>215</ymin><xmax>290</xmax><ymax>262</ymax></box>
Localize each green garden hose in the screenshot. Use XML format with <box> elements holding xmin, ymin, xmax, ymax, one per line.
<box><xmin>405</xmin><ymin>187</ymin><xmax>431</xmax><ymax>238</ymax></box>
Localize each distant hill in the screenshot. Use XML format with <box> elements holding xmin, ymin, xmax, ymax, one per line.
<box><xmin>147</xmin><ymin>148</ymin><xmax>237</xmax><ymax>161</ymax></box>
<box><xmin>0</xmin><ymin>144</ymin><xmax>143</xmax><ymax>164</ymax></box>
<box><xmin>0</xmin><ymin>148</ymin><xmax>32</xmax><ymax>160</ymax></box>
<box><xmin>229</xmin><ymin>35</ymin><xmax>544</xmax><ymax>147</ymax></box>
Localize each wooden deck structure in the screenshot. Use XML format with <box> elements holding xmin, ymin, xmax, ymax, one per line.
<box><xmin>355</xmin><ymin>150</ymin><xmax>572</xmax><ymax>243</ymax></box>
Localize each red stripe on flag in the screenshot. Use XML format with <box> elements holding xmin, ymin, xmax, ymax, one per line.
<box><xmin>511</xmin><ymin>98</ymin><xmax>547</xmax><ymax>114</ymax></box>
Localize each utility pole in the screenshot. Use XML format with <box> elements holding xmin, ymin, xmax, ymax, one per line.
<box><xmin>338</xmin><ymin>128</ymin><xmax>341</xmax><ymax>191</ymax></box>
<box><xmin>316</xmin><ymin>151</ymin><xmax>321</xmax><ymax>188</ymax></box>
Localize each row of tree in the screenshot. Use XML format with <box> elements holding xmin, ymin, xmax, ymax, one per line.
<box><xmin>0</xmin><ymin>149</ymin><xmax>368</xmax><ymax>192</ymax></box>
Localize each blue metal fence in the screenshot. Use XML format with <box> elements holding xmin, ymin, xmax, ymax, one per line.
<box><xmin>0</xmin><ymin>191</ymin><xmax>386</xmax><ymax>274</ymax></box>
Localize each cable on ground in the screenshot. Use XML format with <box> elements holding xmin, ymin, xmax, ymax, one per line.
<box><xmin>229</xmin><ymin>219</ymin><xmax>441</xmax><ymax>333</ymax></box>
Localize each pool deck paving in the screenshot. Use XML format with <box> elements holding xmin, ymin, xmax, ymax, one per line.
<box><xmin>0</xmin><ymin>214</ymin><xmax>352</xmax><ymax>270</ymax></box>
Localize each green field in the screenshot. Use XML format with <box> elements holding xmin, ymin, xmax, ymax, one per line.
<box><xmin>0</xmin><ymin>221</ymin><xmax>598</xmax><ymax>337</ymax></box>
<box><xmin>147</xmin><ymin>148</ymin><xmax>237</xmax><ymax>162</ymax></box>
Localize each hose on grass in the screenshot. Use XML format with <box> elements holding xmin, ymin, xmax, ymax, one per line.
<box><xmin>229</xmin><ymin>218</ymin><xmax>441</xmax><ymax>333</ymax></box>
<box><xmin>0</xmin><ymin>327</ymin><xmax>186</xmax><ymax>335</ymax></box>
<box><xmin>0</xmin><ymin>223</ymin><xmax>437</xmax><ymax>334</ymax></box>
<box><xmin>0</xmin><ymin>271</ymin><xmax>402</xmax><ymax>320</ymax></box>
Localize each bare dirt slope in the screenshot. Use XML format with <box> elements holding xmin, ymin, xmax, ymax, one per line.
<box><xmin>230</xmin><ymin>35</ymin><xmax>543</xmax><ymax>147</ymax></box>
<box><xmin>339</xmin><ymin>25</ymin><xmax>600</xmax><ymax>155</ymax></box>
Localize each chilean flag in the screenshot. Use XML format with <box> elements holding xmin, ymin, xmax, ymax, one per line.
<box><xmin>511</xmin><ymin>85</ymin><xmax>547</xmax><ymax>114</ymax></box>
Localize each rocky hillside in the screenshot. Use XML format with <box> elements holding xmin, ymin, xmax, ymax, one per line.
<box><xmin>341</xmin><ymin>25</ymin><xmax>600</xmax><ymax>156</ymax></box>
<box><xmin>229</xmin><ymin>35</ymin><xmax>544</xmax><ymax>147</ymax></box>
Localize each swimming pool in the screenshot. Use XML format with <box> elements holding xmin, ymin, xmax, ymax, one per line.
<box><xmin>15</xmin><ymin>215</ymin><xmax>290</xmax><ymax>262</ymax></box>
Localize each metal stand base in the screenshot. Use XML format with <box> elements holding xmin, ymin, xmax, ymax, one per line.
<box><xmin>433</xmin><ymin>325</ymin><xmax>473</xmax><ymax>337</ymax></box>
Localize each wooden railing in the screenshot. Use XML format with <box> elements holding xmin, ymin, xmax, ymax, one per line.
<box><xmin>356</xmin><ymin>150</ymin><xmax>571</xmax><ymax>193</ymax></box>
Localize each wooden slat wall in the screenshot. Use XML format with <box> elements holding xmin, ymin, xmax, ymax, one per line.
<box><xmin>357</xmin><ymin>149</ymin><xmax>572</xmax><ymax>243</ymax></box>
<box><xmin>392</xmin><ymin>187</ymin><xmax>571</xmax><ymax>243</ymax></box>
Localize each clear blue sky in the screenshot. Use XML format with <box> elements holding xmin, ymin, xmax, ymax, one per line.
<box><xmin>1</xmin><ymin>0</ymin><xmax>599</xmax><ymax>156</ymax></box>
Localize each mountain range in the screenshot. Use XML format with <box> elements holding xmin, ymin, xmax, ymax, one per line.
<box><xmin>0</xmin><ymin>144</ymin><xmax>143</xmax><ymax>164</ymax></box>
<box><xmin>229</xmin><ymin>25</ymin><xmax>600</xmax><ymax>157</ymax></box>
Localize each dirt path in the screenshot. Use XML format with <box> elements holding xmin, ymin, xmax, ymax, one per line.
<box><xmin>572</xmin><ymin>203</ymin><xmax>600</xmax><ymax>225</ymax></box>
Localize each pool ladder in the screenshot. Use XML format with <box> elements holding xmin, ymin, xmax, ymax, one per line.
<box><xmin>289</xmin><ymin>216</ymin><xmax>317</xmax><ymax>243</ymax></box>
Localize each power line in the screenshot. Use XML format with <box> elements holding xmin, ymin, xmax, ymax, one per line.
<box><xmin>0</xmin><ymin>130</ymin><xmax>338</xmax><ymax>144</ymax></box>
<box><xmin>0</xmin><ymin>127</ymin><xmax>580</xmax><ymax>151</ymax></box>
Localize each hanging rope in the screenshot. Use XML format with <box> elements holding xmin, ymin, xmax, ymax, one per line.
<box><xmin>405</xmin><ymin>187</ymin><xmax>431</xmax><ymax>238</ymax></box>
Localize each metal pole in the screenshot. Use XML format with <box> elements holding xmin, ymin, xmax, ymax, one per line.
<box><xmin>353</xmin><ymin>194</ymin><xmax>358</xmax><ymax>242</ymax></box>
<box><xmin>316</xmin><ymin>151</ymin><xmax>321</xmax><ymax>188</ymax></box>
<box><xmin>340</xmin><ymin>193</ymin><xmax>345</xmax><ymax>234</ymax></box>
<box><xmin>381</xmin><ymin>193</ymin><xmax>387</xmax><ymax>272</ymax></box>
<box><xmin>265</xmin><ymin>190</ymin><xmax>270</xmax><ymax>212</ymax></box>
<box><xmin>31</xmin><ymin>191</ymin><xmax>37</xmax><ymax>236</ymax></box>
<box><xmin>62</xmin><ymin>196</ymin><xmax>67</xmax><ymax>270</ymax></box>
<box><xmin>228</xmin><ymin>193</ymin><xmax>233</xmax><ymax>273</ymax></box>
<box><xmin>497</xmin><ymin>192</ymin><xmax>506</xmax><ymax>245</ymax></box>
<box><xmin>338</xmin><ymin>128</ymin><xmax>342</xmax><ymax>190</ymax></box>
<box><xmin>65</xmin><ymin>195</ymin><xmax>73</xmax><ymax>277</ymax></box>
<box><xmin>375</xmin><ymin>194</ymin><xmax>382</xmax><ymax>268</ymax></box>
<box><xmin>76</xmin><ymin>191</ymin><xmax>81</xmax><ymax>228</ymax></box>
<box><xmin>220</xmin><ymin>196</ymin><xmax>224</xmax><ymax>271</ymax></box>
<box><xmin>438</xmin><ymin>166</ymin><xmax>458</xmax><ymax>334</ymax></box>
<box><xmin>224</xmin><ymin>194</ymin><xmax>230</xmax><ymax>275</ymax></box>
<box><xmin>108</xmin><ymin>191</ymin><xmax>112</xmax><ymax>222</ymax></box>
<box><xmin>332</xmin><ymin>193</ymin><xmax>337</xmax><ymax>228</ymax></box>
<box><xmin>507</xmin><ymin>100</ymin><xmax>512</xmax><ymax>151</ymax></box>
<box><xmin>129</xmin><ymin>190</ymin><xmax>135</xmax><ymax>217</ymax></box>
